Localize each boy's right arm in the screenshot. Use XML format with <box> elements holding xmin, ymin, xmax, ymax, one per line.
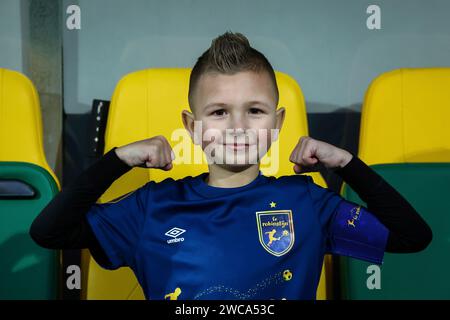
<box><xmin>29</xmin><ymin>136</ymin><xmax>174</xmax><ymax>266</ymax></box>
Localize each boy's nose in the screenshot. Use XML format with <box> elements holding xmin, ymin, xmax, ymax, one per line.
<box><xmin>230</xmin><ymin>116</ymin><xmax>247</xmax><ymax>131</ymax></box>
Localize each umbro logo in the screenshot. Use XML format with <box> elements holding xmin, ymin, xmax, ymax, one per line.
<box><xmin>165</xmin><ymin>227</ymin><xmax>186</xmax><ymax>244</ymax></box>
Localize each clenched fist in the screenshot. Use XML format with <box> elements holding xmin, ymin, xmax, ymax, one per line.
<box><xmin>289</xmin><ymin>136</ymin><xmax>353</xmax><ymax>174</ymax></box>
<box><xmin>114</xmin><ymin>135</ymin><xmax>175</xmax><ymax>170</ymax></box>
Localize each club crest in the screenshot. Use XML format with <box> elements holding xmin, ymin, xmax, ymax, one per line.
<box><xmin>256</xmin><ymin>210</ymin><xmax>295</xmax><ymax>256</ymax></box>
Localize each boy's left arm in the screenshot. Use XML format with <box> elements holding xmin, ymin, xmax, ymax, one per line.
<box><xmin>290</xmin><ymin>136</ymin><xmax>433</xmax><ymax>255</ymax></box>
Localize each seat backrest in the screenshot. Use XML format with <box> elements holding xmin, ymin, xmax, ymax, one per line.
<box><xmin>0</xmin><ymin>68</ymin><xmax>59</xmax><ymax>186</ymax></box>
<box><xmin>0</xmin><ymin>68</ymin><xmax>60</xmax><ymax>299</ymax></box>
<box><xmin>82</xmin><ymin>68</ymin><xmax>332</xmax><ymax>300</ymax></box>
<box><xmin>359</xmin><ymin>67</ymin><xmax>450</xmax><ymax>165</ymax></box>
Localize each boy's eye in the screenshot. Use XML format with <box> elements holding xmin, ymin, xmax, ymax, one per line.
<box><xmin>211</xmin><ymin>109</ymin><xmax>227</xmax><ymax>116</ymax></box>
<box><xmin>249</xmin><ymin>108</ymin><xmax>264</xmax><ymax>114</ymax></box>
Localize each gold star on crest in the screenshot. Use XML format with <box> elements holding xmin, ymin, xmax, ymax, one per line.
<box><xmin>270</xmin><ymin>201</ymin><xmax>277</xmax><ymax>208</ymax></box>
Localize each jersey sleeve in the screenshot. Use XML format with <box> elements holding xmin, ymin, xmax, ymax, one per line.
<box><xmin>85</xmin><ymin>183</ymin><xmax>150</xmax><ymax>270</ymax></box>
<box><xmin>305</xmin><ymin>176</ymin><xmax>389</xmax><ymax>265</ymax></box>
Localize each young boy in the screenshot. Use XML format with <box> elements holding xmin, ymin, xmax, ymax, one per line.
<box><xmin>30</xmin><ymin>32</ymin><xmax>432</xmax><ymax>300</ymax></box>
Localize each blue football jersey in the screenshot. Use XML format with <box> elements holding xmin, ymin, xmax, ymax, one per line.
<box><xmin>86</xmin><ymin>172</ymin><xmax>389</xmax><ymax>300</ymax></box>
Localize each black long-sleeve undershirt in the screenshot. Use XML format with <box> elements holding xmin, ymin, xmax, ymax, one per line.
<box><xmin>30</xmin><ymin>148</ymin><xmax>131</xmax><ymax>266</ymax></box>
<box><xmin>29</xmin><ymin>148</ymin><xmax>433</xmax><ymax>267</ymax></box>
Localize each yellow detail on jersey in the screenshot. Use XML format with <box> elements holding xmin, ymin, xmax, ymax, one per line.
<box><xmin>264</xmin><ymin>229</ymin><xmax>290</xmax><ymax>247</ymax></box>
<box><xmin>265</xmin><ymin>229</ymin><xmax>280</xmax><ymax>246</ymax></box>
<box><xmin>347</xmin><ymin>206</ymin><xmax>361</xmax><ymax>228</ymax></box>
<box><xmin>164</xmin><ymin>287</ymin><xmax>182</xmax><ymax>300</ymax></box>
<box><xmin>283</xmin><ymin>270</ymin><xmax>293</xmax><ymax>281</ymax></box>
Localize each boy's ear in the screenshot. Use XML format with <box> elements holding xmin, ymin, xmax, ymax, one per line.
<box><xmin>181</xmin><ymin>110</ymin><xmax>198</xmax><ymax>144</ymax></box>
<box><xmin>275</xmin><ymin>106</ymin><xmax>286</xmax><ymax>132</ymax></box>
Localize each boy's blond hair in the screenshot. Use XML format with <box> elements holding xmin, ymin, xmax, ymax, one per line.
<box><xmin>188</xmin><ymin>31</ymin><xmax>279</xmax><ymax>110</ymax></box>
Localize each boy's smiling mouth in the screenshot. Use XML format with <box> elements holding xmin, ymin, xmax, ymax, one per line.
<box><xmin>223</xmin><ymin>143</ymin><xmax>250</xmax><ymax>151</ymax></box>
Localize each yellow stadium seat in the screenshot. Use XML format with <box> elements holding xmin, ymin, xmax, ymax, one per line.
<box><xmin>340</xmin><ymin>67</ymin><xmax>450</xmax><ymax>299</ymax></box>
<box><xmin>0</xmin><ymin>68</ymin><xmax>60</xmax><ymax>299</ymax></box>
<box><xmin>81</xmin><ymin>68</ymin><xmax>333</xmax><ymax>300</ymax></box>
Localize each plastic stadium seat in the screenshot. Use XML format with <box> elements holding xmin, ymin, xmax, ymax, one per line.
<box><xmin>340</xmin><ymin>68</ymin><xmax>450</xmax><ymax>299</ymax></box>
<box><xmin>81</xmin><ymin>68</ymin><xmax>334</xmax><ymax>300</ymax></box>
<box><xmin>0</xmin><ymin>68</ymin><xmax>60</xmax><ymax>299</ymax></box>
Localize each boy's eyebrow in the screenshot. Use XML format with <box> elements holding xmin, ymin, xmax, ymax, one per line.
<box><xmin>203</xmin><ymin>100</ymin><xmax>272</xmax><ymax>111</ymax></box>
<box><xmin>203</xmin><ymin>102</ymin><xmax>228</xmax><ymax>111</ymax></box>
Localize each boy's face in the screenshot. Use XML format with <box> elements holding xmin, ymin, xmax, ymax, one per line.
<box><xmin>183</xmin><ymin>70</ymin><xmax>285</xmax><ymax>170</ymax></box>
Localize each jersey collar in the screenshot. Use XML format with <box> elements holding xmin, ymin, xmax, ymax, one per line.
<box><xmin>189</xmin><ymin>170</ymin><xmax>267</xmax><ymax>198</ymax></box>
